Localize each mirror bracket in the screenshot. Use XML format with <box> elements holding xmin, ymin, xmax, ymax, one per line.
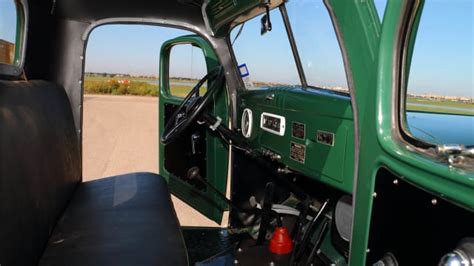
<box><xmin>261</xmin><ymin>0</ymin><xmax>272</xmax><ymax>35</ymax></box>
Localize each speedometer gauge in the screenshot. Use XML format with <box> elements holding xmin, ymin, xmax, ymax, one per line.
<box><xmin>241</xmin><ymin>108</ymin><xmax>253</xmax><ymax>138</ymax></box>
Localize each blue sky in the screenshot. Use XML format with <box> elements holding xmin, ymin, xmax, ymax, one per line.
<box><xmin>404</xmin><ymin>1</ymin><xmax>473</xmax><ymax>97</ymax></box>
<box><xmin>0</xmin><ymin>0</ymin><xmax>472</xmax><ymax>97</ymax></box>
<box><xmin>0</xmin><ymin>0</ymin><xmax>17</xmax><ymax>43</ymax></box>
<box><xmin>86</xmin><ymin>26</ymin><xmax>208</xmax><ymax>79</ymax></box>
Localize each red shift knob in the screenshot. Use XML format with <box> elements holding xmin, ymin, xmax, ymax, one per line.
<box><xmin>269</xmin><ymin>226</ymin><xmax>293</xmax><ymax>254</ymax></box>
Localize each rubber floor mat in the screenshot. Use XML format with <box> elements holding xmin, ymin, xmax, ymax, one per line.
<box><xmin>181</xmin><ymin>227</ymin><xmax>241</xmax><ymax>265</ymax></box>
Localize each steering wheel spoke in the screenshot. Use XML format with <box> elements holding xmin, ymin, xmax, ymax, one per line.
<box><xmin>161</xmin><ymin>66</ymin><xmax>225</xmax><ymax>145</ymax></box>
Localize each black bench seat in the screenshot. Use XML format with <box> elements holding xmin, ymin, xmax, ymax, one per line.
<box><xmin>0</xmin><ymin>81</ymin><xmax>187</xmax><ymax>266</ymax></box>
<box><xmin>39</xmin><ymin>172</ymin><xmax>188</xmax><ymax>266</ymax></box>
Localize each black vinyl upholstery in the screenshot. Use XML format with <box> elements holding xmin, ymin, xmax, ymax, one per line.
<box><xmin>40</xmin><ymin>173</ymin><xmax>188</xmax><ymax>266</ymax></box>
<box><xmin>0</xmin><ymin>81</ymin><xmax>187</xmax><ymax>266</ymax></box>
<box><xmin>0</xmin><ymin>81</ymin><xmax>81</xmax><ymax>266</ymax></box>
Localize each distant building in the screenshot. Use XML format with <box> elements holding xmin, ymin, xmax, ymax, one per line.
<box><xmin>0</xmin><ymin>39</ymin><xmax>15</xmax><ymax>64</ymax></box>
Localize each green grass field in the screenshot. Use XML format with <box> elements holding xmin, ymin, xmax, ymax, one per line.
<box><xmin>407</xmin><ymin>97</ymin><xmax>473</xmax><ymax>116</ymax></box>
<box><xmin>84</xmin><ymin>76</ymin><xmax>472</xmax><ymax>116</ymax></box>
<box><xmin>84</xmin><ymin>76</ymin><xmax>194</xmax><ymax>97</ymax></box>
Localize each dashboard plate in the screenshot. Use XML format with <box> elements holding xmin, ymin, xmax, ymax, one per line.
<box><xmin>292</xmin><ymin>122</ymin><xmax>305</xmax><ymax>139</ymax></box>
<box><xmin>290</xmin><ymin>142</ymin><xmax>306</xmax><ymax>163</ymax></box>
<box><xmin>317</xmin><ymin>130</ymin><xmax>335</xmax><ymax>146</ymax></box>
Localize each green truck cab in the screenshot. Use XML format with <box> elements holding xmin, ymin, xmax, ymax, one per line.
<box><xmin>0</xmin><ymin>0</ymin><xmax>472</xmax><ymax>265</ymax></box>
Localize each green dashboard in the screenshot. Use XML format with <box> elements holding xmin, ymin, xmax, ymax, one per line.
<box><xmin>238</xmin><ymin>86</ymin><xmax>355</xmax><ymax>193</ymax></box>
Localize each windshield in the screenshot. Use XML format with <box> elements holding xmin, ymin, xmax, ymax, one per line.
<box><xmin>230</xmin><ymin>8</ymin><xmax>300</xmax><ymax>89</ymax></box>
<box><xmin>231</xmin><ymin>0</ymin><xmax>349</xmax><ymax>94</ymax></box>
<box><xmin>285</xmin><ymin>0</ymin><xmax>348</xmax><ymax>93</ymax></box>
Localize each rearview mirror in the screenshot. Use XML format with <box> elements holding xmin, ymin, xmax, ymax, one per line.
<box><xmin>261</xmin><ymin>13</ymin><xmax>272</xmax><ymax>35</ymax></box>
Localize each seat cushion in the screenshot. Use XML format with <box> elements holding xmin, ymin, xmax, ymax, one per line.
<box><xmin>39</xmin><ymin>172</ymin><xmax>188</xmax><ymax>266</ymax></box>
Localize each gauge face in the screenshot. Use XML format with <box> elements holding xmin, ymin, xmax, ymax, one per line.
<box><xmin>241</xmin><ymin>108</ymin><xmax>253</xmax><ymax>138</ymax></box>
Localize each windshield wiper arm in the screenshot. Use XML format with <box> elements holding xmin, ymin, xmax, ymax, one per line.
<box><xmin>279</xmin><ymin>3</ymin><xmax>307</xmax><ymax>88</ymax></box>
<box><xmin>231</xmin><ymin>23</ymin><xmax>245</xmax><ymax>46</ymax></box>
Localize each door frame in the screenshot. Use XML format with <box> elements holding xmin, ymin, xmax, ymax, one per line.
<box><xmin>158</xmin><ymin>35</ymin><xmax>230</xmax><ymax>224</ymax></box>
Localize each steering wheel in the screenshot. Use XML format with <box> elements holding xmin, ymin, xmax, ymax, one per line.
<box><xmin>160</xmin><ymin>66</ymin><xmax>225</xmax><ymax>145</ymax></box>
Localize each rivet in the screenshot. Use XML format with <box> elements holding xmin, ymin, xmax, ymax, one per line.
<box><xmin>431</xmin><ymin>198</ymin><xmax>437</xmax><ymax>205</ymax></box>
<box><xmin>393</xmin><ymin>179</ymin><xmax>399</xmax><ymax>185</ymax></box>
<box><xmin>269</xmin><ymin>262</ymin><xmax>275</xmax><ymax>266</ymax></box>
<box><xmin>372</xmin><ymin>192</ymin><xmax>377</xmax><ymax>198</ymax></box>
<box><xmin>78</xmin><ymin>80</ymin><xmax>82</xmax><ymax>84</ymax></box>
<box><xmin>366</xmin><ymin>248</ymin><xmax>370</xmax><ymax>253</ymax></box>
<box><xmin>234</xmin><ymin>259</ymin><xmax>239</xmax><ymax>264</ymax></box>
<box><xmin>80</xmin><ymin>55</ymin><xmax>84</xmax><ymax>60</ymax></box>
<box><xmin>238</xmin><ymin>248</ymin><xmax>242</xmax><ymax>252</ymax></box>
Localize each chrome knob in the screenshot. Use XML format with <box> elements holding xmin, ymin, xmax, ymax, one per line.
<box><xmin>439</xmin><ymin>251</ymin><xmax>470</xmax><ymax>266</ymax></box>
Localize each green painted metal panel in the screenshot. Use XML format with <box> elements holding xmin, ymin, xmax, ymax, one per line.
<box><xmin>326</xmin><ymin>0</ymin><xmax>473</xmax><ymax>264</ymax></box>
<box><xmin>322</xmin><ymin>1</ymin><xmax>386</xmax><ymax>264</ymax></box>
<box><xmin>239</xmin><ymin>87</ymin><xmax>355</xmax><ymax>193</ymax></box>
<box><xmin>319</xmin><ymin>226</ymin><xmax>347</xmax><ymax>265</ymax></box>
<box><xmin>158</xmin><ymin>35</ymin><xmax>230</xmax><ymax>224</ymax></box>
<box><xmin>375</xmin><ymin>0</ymin><xmax>473</xmax><ymax>208</ymax></box>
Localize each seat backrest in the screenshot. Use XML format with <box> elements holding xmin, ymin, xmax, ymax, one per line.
<box><xmin>0</xmin><ymin>80</ymin><xmax>81</xmax><ymax>266</ymax></box>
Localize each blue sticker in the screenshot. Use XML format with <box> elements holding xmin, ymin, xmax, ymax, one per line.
<box><xmin>238</xmin><ymin>64</ymin><xmax>250</xmax><ymax>78</ymax></box>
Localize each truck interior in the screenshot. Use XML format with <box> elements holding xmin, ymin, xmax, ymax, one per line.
<box><xmin>0</xmin><ymin>0</ymin><xmax>472</xmax><ymax>266</ymax></box>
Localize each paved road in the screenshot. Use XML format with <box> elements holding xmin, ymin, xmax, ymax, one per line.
<box><xmin>83</xmin><ymin>94</ymin><xmax>216</xmax><ymax>227</ymax></box>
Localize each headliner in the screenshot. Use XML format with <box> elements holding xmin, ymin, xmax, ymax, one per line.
<box><xmin>53</xmin><ymin>0</ymin><xmax>206</xmax><ymax>30</ymax></box>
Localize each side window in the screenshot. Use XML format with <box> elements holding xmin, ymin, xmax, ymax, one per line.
<box><xmin>168</xmin><ymin>44</ymin><xmax>208</xmax><ymax>97</ymax></box>
<box><xmin>403</xmin><ymin>1</ymin><xmax>473</xmax><ymax>146</ymax></box>
<box><xmin>286</xmin><ymin>0</ymin><xmax>349</xmax><ymax>93</ymax></box>
<box><xmin>0</xmin><ymin>0</ymin><xmax>21</xmax><ymax>66</ymax></box>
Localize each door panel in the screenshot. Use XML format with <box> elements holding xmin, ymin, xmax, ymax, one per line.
<box><xmin>158</xmin><ymin>35</ymin><xmax>229</xmax><ymax>224</ymax></box>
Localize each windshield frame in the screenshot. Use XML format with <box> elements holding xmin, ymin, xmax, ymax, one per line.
<box><xmin>228</xmin><ymin>1</ymin><xmax>351</xmax><ymax>97</ymax></box>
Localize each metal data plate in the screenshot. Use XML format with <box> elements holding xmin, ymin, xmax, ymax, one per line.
<box><xmin>317</xmin><ymin>130</ymin><xmax>335</xmax><ymax>146</ymax></box>
<box><xmin>291</xmin><ymin>122</ymin><xmax>305</xmax><ymax>139</ymax></box>
<box><xmin>290</xmin><ymin>142</ymin><xmax>306</xmax><ymax>163</ymax></box>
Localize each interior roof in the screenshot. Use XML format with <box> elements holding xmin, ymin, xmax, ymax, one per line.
<box><xmin>54</xmin><ymin>0</ymin><xmax>205</xmax><ymax>28</ymax></box>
